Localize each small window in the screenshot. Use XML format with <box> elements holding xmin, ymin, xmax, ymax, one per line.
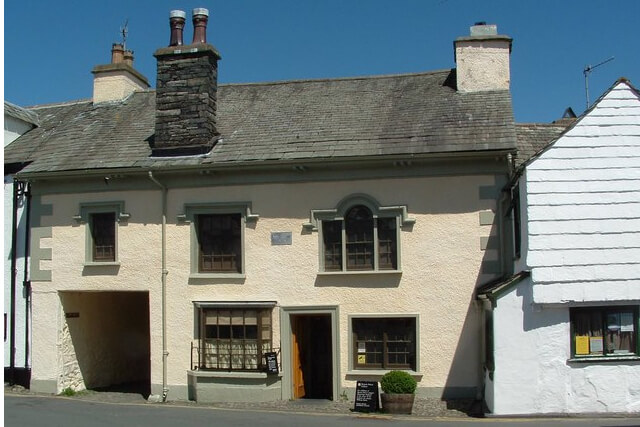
<box><xmin>90</xmin><ymin>212</ymin><xmax>116</xmax><ymax>262</ymax></box>
<box><xmin>570</xmin><ymin>306</ymin><xmax>638</xmax><ymax>358</ymax></box>
<box><xmin>352</xmin><ymin>317</ymin><xmax>416</xmax><ymax>370</ymax></box>
<box><xmin>196</xmin><ymin>213</ymin><xmax>241</xmax><ymax>273</ymax></box>
<box><xmin>511</xmin><ymin>187</ymin><xmax>521</xmax><ymax>259</ymax></box>
<box><xmin>194</xmin><ymin>307</ymin><xmax>272</xmax><ymax>371</ymax></box>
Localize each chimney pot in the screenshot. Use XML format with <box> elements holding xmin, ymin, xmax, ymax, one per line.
<box><xmin>123</xmin><ymin>50</ymin><xmax>134</xmax><ymax>67</ymax></box>
<box><xmin>169</xmin><ymin>9</ymin><xmax>186</xmax><ymax>46</ymax></box>
<box><xmin>192</xmin><ymin>8</ymin><xmax>209</xmax><ymax>44</ymax></box>
<box><xmin>111</xmin><ymin>43</ymin><xmax>125</xmax><ymax>64</ymax></box>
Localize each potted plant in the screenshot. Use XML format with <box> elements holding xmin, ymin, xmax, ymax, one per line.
<box><xmin>380</xmin><ymin>370</ymin><xmax>417</xmax><ymax>414</ymax></box>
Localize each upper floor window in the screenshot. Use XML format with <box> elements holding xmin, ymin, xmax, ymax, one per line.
<box><xmin>180</xmin><ymin>202</ymin><xmax>259</xmax><ymax>278</ymax></box>
<box><xmin>570</xmin><ymin>306</ymin><xmax>638</xmax><ymax>359</ymax></box>
<box><xmin>75</xmin><ymin>201</ymin><xmax>129</xmax><ymax>265</ymax></box>
<box><xmin>196</xmin><ymin>213</ymin><xmax>242</xmax><ymax>273</ymax></box>
<box><xmin>306</xmin><ymin>194</ymin><xmax>414</xmax><ymax>273</ymax></box>
<box><xmin>90</xmin><ymin>212</ymin><xmax>116</xmax><ymax>262</ymax></box>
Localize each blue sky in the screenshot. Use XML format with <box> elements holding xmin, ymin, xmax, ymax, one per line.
<box><xmin>3</xmin><ymin>0</ymin><xmax>639</xmax><ymax>123</ymax></box>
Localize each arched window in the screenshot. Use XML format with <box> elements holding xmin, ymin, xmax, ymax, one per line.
<box><xmin>317</xmin><ymin>197</ymin><xmax>405</xmax><ymax>272</ymax></box>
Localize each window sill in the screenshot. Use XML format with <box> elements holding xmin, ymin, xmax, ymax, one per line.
<box><xmin>189</xmin><ymin>273</ymin><xmax>246</xmax><ymax>280</ymax></box>
<box><xmin>84</xmin><ymin>261</ymin><xmax>120</xmax><ymax>267</ymax></box>
<box><xmin>568</xmin><ymin>355</ymin><xmax>640</xmax><ymax>363</ymax></box>
<box><xmin>346</xmin><ymin>369</ymin><xmax>422</xmax><ymax>378</ymax></box>
<box><xmin>188</xmin><ymin>370</ymin><xmax>281</xmax><ymax>379</ymax></box>
<box><xmin>318</xmin><ymin>270</ymin><xmax>402</xmax><ymax>277</ymax></box>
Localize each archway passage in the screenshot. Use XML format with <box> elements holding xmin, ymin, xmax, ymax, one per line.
<box><xmin>59</xmin><ymin>291</ymin><xmax>151</xmax><ymax>398</ymax></box>
<box><xmin>291</xmin><ymin>314</ymin><xmax>333</xmax><ymax>400</ymax></box>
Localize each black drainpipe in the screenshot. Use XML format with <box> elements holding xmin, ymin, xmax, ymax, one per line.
<box><xmin>22</xmin><ymin>182</ymin><xmax>32</xmax><ymax>379</ymax></box>
<box><xmin>8</xmin><ymin>180</ymin><xmax>20</xmax><ymax>385</ymax></box>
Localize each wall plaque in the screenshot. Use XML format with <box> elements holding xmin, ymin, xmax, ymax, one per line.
<box><xmin>271</xmin><ymin>232</ymin><xmax>292</xmax><ymax>246</ymax></box>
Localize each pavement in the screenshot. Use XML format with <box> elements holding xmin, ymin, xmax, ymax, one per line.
<box><xmin>4</xmin><ymin>383</ymin><xmax>479</xmax><ymax>418</ymax></box>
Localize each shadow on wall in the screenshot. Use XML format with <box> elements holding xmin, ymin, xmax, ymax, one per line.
<box><xmin>59</xmin><ymin>291</ymin><xmax>151</xmax><ymax>397</ymax></box>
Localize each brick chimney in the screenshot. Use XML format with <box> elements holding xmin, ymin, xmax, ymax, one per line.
<box><xmin>152</xmin><ymin>8</ymin><xmax>221</xmax><ymax>156</ymax></box>
<box><xmin>454</xmin><ymin>23</ymin><xmax>512</xmax><ymax>92</ymax></box>
<box><xmin>92</xmin><ymin>43</ymin><xmax>150</xmax><ymax>103</ymax></box>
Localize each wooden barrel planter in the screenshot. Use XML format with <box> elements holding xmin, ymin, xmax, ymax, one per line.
<box><xmin>381</xmin><ymin>393</ymin><xmax>415</xmax><ymax>414</ymax></box>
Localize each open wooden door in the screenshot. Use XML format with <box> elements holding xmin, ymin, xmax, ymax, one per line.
<box><xmin>291</xmin><ymin>316</ymin><xmax>306</xmax><ymax>399</ymax></box>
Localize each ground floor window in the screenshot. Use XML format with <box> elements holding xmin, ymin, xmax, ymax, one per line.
<box><xmin>194</xmin><ymin>306</ymin><xmax>272</xmax><ymax>371</ymax></box>
<box><xmin>570</xmin><ymin>306</ymin><xmax>638</xmax><ymax>358</ymax></box>
<box><xmin>352</xmin><ymin>317</ymin><xmax>416</xmax><ymax>370</ymax></box>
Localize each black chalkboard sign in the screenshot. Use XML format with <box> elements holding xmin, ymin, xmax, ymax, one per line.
<box><xmin>353</xmin><ymin>381</ymin><xmax>379</xmax><ymax>412</ymax></box>
<box><xmin>264</xmin><ymin>352</ymin><xmax>279</xmax><ymax>374</ymax></box>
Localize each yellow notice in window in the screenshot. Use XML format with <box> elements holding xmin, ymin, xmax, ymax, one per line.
<box><xmin>575</xmin><ymin>336</ymin><xmax>589</xmax><ymax>355</ymax></box>
<box><xmin>357</xmin><ymin>354</ymin><xmax>366</xmax><ymax>364</ymax></box>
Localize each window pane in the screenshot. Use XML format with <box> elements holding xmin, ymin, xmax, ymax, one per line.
<box><xmin>353</xmin><ymin>317</ymin><xmax>415</xmax><ymax>370</ymax></box>
<box><xmin>197</xmin><ymin>214</ymin><xmax>242</xmax><ymax>273</ymax></box>
<box><xmin>377</xmin><ymin>217</ymin><xmax>397</xmax><ymax>270</ymax></box>
<box><xmin>197</xmin><ymin>308</ymin><xmax>272</xmax><ymax>371</ymax></box>
<box><xmin>345</xmin><ymin>206</ymin><xmax>374</xmax><ymax>271</ymax></box>
<box><xmin>572</xmin><ymin>307</ymin><xmax>637</xmax><ymax>357</ymax></box>
<box><xmin>322</xmin><ymin>220</ymin><xmax>342</xmax><ymax>271</ymax></box>
<box><xmin>91</xmin><ymin>212</ymin><xmax>116</xmax><ymax>261</ymax></box>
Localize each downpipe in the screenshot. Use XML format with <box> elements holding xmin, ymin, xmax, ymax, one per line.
<box><xmin>148</xmin><ymin>171</ymin><xmax>169</xmax><ymax>402</ymax></box>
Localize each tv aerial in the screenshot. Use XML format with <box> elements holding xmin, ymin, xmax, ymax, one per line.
<box><xmin>120</xmin><ymin>19</ymin><xmax>129</xmax><ymax>49</ymax></box>
<box><xmin>583</xmin><ymin>56</ymin><xmax>614</xmax><ymax>110</ymax></box>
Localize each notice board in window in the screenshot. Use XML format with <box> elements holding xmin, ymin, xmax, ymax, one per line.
<box><xmin>353</xmin><ymin>380</ymin><xmax>379</xmax><ymax>412</ymax></box>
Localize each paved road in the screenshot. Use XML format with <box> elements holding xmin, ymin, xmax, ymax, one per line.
<box><xmin>5</xmin><ymin>395</ymin><xmax>640</xmax><ymax>427</ymax></box>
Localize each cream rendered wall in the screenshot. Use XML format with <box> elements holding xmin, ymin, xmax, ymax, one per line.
<box><xmin>93</xmin><ymin>71</ymin><xmax>147</xmax><ymax>103</ymax></box>
<box><xmin>31</xmin><ymin>173</ymin><xmax>501</xmax><ymax>398</ymax></box>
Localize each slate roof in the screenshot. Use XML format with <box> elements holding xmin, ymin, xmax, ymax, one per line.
<box><xmin>514</xmin><ymin>123</ymin><xmax>568</xmax><ymax>167</ymax></box>
<box><xmin>5</xmin><ymin>69</ymin><xmax>518</xmax><ymax>175</ymax></box>
<box><xmin>4</xmin><ymin>101</ymin><xmax>40</xmax><ymax>126</ymax></box>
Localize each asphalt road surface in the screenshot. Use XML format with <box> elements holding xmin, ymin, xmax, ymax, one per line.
<box><xmin>5</xmin><ymin>395</ymin><xmax>640</xmax><ymax>427</ymax></box>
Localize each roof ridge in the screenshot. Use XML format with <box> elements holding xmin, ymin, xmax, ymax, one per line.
<box><xmin>218</xmin><ymin>69</ymin><xmax>453</xmax><ymax>88</ymax></box>
<box><xmin>27</xmin><ymin>98</ymin><xmax>93</xmax><ymax>110</ymax></box>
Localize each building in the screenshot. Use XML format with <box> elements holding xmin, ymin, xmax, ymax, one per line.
<box><xmin>4</xmin><ymin>101</ymin><xmax>39</xmax><ymax>387</ymax></box>
<box><xmin>479</xmin><ymin>79</ymin><xmax>640</xmax><ymax>414</ymax></box>
<box><xmin>5</xmin><ymin>11</ymin><xmax>518</xmax><ymax>402</ymax></box>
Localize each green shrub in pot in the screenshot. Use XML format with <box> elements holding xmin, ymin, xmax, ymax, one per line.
<box><xmin>380</xmin><ymin>370</ymin><xmax>417</xmax><ymax>394</ymax></box>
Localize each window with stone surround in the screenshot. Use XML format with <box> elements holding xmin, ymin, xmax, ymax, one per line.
<box><xmin>305</xmin><ymin>194</ymin><xmax>414</xmax><ymax>273</ymax></box>
<box><xmin>193</xmin><ymin>303</ymin><xmax>274</xmax><ymax>371</ymax></box>
<box><xmin>179</xmin><ymin>202</ymin><xmax>258</xmax><ymax>278</ymax></box>
<box><xmin>74</xmin><ymin>201</ymin><xmax>129</xmax><ymax>265</ymax></box>
<box><xmin>351</xmin><ymin>316</ymin><xmax>417</xmax><ymax>370</ymax></box>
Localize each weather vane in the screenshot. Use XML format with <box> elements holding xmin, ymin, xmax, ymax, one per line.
<box><xmin>120</xmin><ymin>19</ymin><xmax>129</xmax><ymax>49</ymax></box>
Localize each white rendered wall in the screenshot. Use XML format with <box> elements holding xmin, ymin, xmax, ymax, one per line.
<box><xmin>4</xmin><ymin>114</ymin><xmax>34</xmax><ymax>370</ymax></box>
<box><xmin>490</xmin><ymin>279</ymin><xmax>640</xmax><ymax>414</ymax></box>
<box><xmin>524</xmin><ymin>82</ymin><xmax>640</xmax><ymax>304</ymax></box>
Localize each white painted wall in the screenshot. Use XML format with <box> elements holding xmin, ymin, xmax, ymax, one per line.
<box><xmin>525</xmin><ymin>82</ymin><xmax>640</xmax><ymax>304</ymax></box>
<box><xmin>490</xmin><ymin>278</ymin><xmax>640</xmax><ymax>414</ymax></box>
<box><xmin>489</xmin><ymin>81</ymin><xmax>640</xmax><ymax>415</ymax></box>
<box><xmin>4</xmin><ymin>112</ymin><xmax>35</xmax><ymax>371</ymax></box>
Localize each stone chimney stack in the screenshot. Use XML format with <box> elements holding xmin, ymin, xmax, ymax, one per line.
<box><xmin>153</xmin><ymin>8</ymin><xmax>221</xmax><ymax>156</ymax></box>
<box><xmin>92</xmin><ymin>43</ymin><xmax>150</xmax><ymax>103</ymax></box>
<box><xmin>454</xmin><ymin>23</ymin><xmax>512</xmax><ymax>92</ymax></box>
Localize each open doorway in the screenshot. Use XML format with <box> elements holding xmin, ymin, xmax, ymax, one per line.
<box><xmin>290</xmin><ymin>314</ymin><xmax>333</xmax><ymax>400</ymax></box>
<box><xmin>59</xmin><ymin>291</ymin><xmax>151</xmax><ymax>398</ymax></box>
